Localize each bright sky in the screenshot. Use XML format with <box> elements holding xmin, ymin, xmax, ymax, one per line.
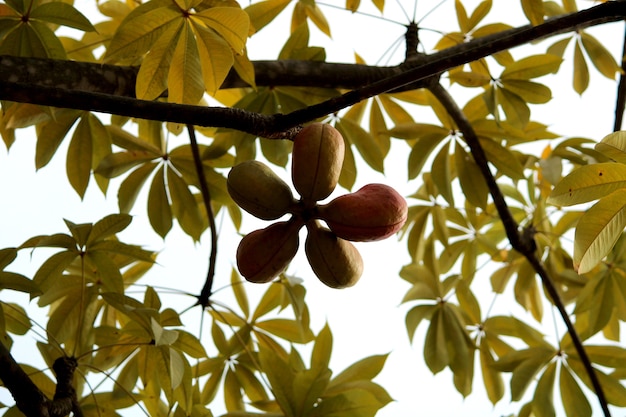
<box><xmin>0</xmin><ymin>1</ymin><xmax>624</xmax><ymax>416</ymax></box>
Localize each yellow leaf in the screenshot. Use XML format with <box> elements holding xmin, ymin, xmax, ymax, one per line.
<box><xmin>136</xmin><ymin>20</ymin><xmax>183</xmax><ymax>100</ymax></box>
<box><xmin>104</xmin><ymin>2</ymin><xmax>181</xmax><ymax>63</ymax></box>
<box><xmin>496</xmin><ymin>87</ymin><xmax>530</xmax><ymax>128</ymax></box>
<box><xmin>345</xmin><ymin>0</ymin><xmax>359</xmax><ymax>13</ymax></box>
<box><xmin>245</xmin><ymin>0</ymin><xmax>291</xmax><ymax>33</ymax></box>
<box><xmin>67</xmin><ymin>115</ymin><xmax>95</xmax><ymax>198</ymax></box>
<box><xmin>571</xmin><ymin>40</ymin><xmax>590</xmax><ymax>95</ymax></box>
<box><xmin>455</xmin><ymin>0</ymin><xmax>469</xmax><ymax>33</ymax></box>
<box><xmin>193</xmin><ymin>22</ymin><xmax>234</xmax><ymax>95</ymax></box>
<box><xmin>336</xmin><ymin>118</ymin><xmax>384</xmax><ymax>173</ymax></box>
<box><xmin>500</xmin><ymin>54</ymin><xmax>562</xmax><ymax>80</ymax></box>
<box><xmin>304</xmin><ymin>3</ymin><xmax>331</xmax><ymax>37</ymax></box>
<box><xmin>548</xmin><ymin>162</ymin><xmax>626</xmax><ymax>206</ymax></box>
<box><xmin>531</xmin><ymin>362</ymin><xmax>556</xmax><ymax>417</ymax></box>
<box><xmin>580</xmin><ymin>32</ymin><xmax>621</xmax><ymax>80</ymax></box>
<box><xmin>467</xmin><ymin>0</ymin><xmax>492</xmax><ymax>31</ymax></box>
<box><xmin>455</xmin><ymin>142</ymin><xmax>488</xmax><ymax>209</ymax></box>
<box><xmin>502</xmin><ymin>79</ymin><xmax>551</xmax><ymax>104</ymax></box>
<box><xmin>408</xmin><ymin>135</ymin><xmax>443</xmax><ymax>179</ymax></box>
<box><xmin>194</xmin><ymin>7</ymin><xmax>249</xmax><ymax>54</ymax></box>
<box><xmin>595</xmin><ymin>131</ymin><xmax>626</xmax><ymax>163</ymax></box>
<box><xmin>480</xmin><ymin>344</ymin><xmax>504</xmax><ymax>404</ymax></box>
<box><xmin>432</xmin><ymin>142</ymin><xmax>455</xmax><ymax>206</ymax></box>
<box><xmin>449</xmin><ymin>71</ymin><xmax>491</xmax><ymax>87</ymax></box>
<box><xmin>233</xmin><ymin>49</ymin><xmax>256</xmax><ymax>89</ymax></box>
<box><xmin>148</xmin><ymin>166</ymin><xmax>172</xmax><ymax>238</ymax></box>
<box><xmin>559</xmin><ymin>364</ymin><xmax>591</xmax><ymax>417</ymax></box>
<box><xmin>424</xmin><ymin>308</ymin><xmax>448</xmax><ymax>373</ymax></box>
<box><xmin>118</xmin><ymin>162</ymin><xmax>159</xmax><ymax>213</ymax></box>
<box><xmin>574</xmin><ymin>188</ymin><xmax>626</xmax><ymax>273</ymax></box>
<box><xmin>168</xmin><ymin>23</ymin><xmax>204</xmax><ymax>104</ymax></box>
<box><xmin>521</xmin><ymin>0</ymin><xmax>544</xmax><ymax>25</ymax></box>
<box><xmin>167</xmin><ymin>167</ymin><xmax>204</xmax><ymax>241</ymax></box>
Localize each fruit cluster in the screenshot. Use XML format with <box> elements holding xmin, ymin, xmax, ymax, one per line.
<box><xmin>227</xmin><ymin>123</ymin><xmax>408</xmax><ymax>289</ymax></box>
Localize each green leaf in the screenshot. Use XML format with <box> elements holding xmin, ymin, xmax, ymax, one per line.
<box><xmin>167</xmin><ymin>167</ymin><xmax>204</xmax><ymax>241</ymax></box>
<box><xmin>148</xmin><ymin>166</ymin><xmax>173</xmax><ymax>238</ymax></box>
<box><xmin>455</xmin><ymin>142</ymin><xmax>488</xmax><ymax>209</ymax></box>
<box><xmin>574</xmin><ymin>188</ymin><xmax>626</xmax><ymax>274</ymax></box>
<box><xmin>531</xmin><ymin>361</ymin><xmax>556</xmax><ymax>417</ymax></box>
<box><xmin>0</xmin><ymin>271</ymin><xmax>40</xmax><ymax>295</ymax></box>
<box><xmin>548</xmin><ymin>162</ymin><xmax>626</xmax><ymax>206</ymax></box>
<box><xmin>118</xmin><ymin>162</ymin><xmax>159</xmax><ymax>213</ymax></box>
<box><xmin>337</xmin><ymin>118</ymin><xmax>384</xmax><ymax>173</ymax></box>
<box><xmin>328</xmin><ymin>354</ymin><xmax>388</xmax><ymax>388</ymax></box>
<box><xmin>30</xmin><ymin>2</ymin><xmax>95</xmax><ymax>32</ymax></box>
<box><xmin>573</xmin><ymin>40</ymin><xmax>589</xmax><ymax>94</ymax></box>
<box><xmin>559</xmin><ymin>364</ymin><xmax>591</xmax><ymax>417</ymax></box>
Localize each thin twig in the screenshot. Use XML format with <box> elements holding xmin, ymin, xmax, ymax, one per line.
<box><xmin>429</xmin><ymin>82</ymin><xmax>611</xmax><ymax>417</ymax></box>
<box><xmin>186</xmin><ymin>125</ymin><xmax>218</xmax><ymax>307</ymax></box>
<box><xmin>614</xmin><ymin>22</ymin><xmax>626</xmax><ymax>132</ymax></box>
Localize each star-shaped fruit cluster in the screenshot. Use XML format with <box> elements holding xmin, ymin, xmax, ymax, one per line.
<box><xmin>227</xmin><ymin>123</ymin><xmax>408</xmax><ymax>289</ymax></box>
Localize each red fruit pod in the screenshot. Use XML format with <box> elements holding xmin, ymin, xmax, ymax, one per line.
<box><xmin>305</xmin><ymin>221</ymin><xmax>363</xmax><ymax>289</ymax></box>
<box><xmin>236</xmin><ymin>219</ymin><xmax>303</xmax><ymax>283</ymax></box>
<box><xmin>316</xmin><ymin>183</ymin><xmax>408</xmax><ymax>242</ymax></box>
<box><xmin>291</xmin><ymin>123</ymin><xmax>345</xmax><ymax>203</ymax></box>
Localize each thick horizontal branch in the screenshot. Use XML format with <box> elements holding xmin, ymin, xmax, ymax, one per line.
<box><xmin>0</xmin><ymin>1</ymin><xmax>623</xmax><ymax>137</ymax></box>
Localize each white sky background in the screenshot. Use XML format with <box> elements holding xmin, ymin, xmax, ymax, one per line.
<box><xmin>0</xmin><ymin>0</ymin><xmax>624</xmax><ymax>416</ymax></box>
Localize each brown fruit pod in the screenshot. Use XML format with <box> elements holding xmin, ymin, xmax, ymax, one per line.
<box><xmin>227</xmin><ymin>160</ymin><xmax>296</xmax><ymax>220</ymax></box>
<box><xmin>236</xmin><ymin>219</ymin><xmax>303</xmax><ymax>283</ymax></box>
<box><xmin>305</xmin><ymin>220</ymin><xmax>363</xmax><ymax>289</ymax></box>
<box><xmin>316</xmin><ymin>183</ymin><xmax>408</xmax><ymax>242</ymax></box>
<box><xmin>292</xmin><ymin>123</ymin><xmax>345</xmax><ymax>203</ymax></box>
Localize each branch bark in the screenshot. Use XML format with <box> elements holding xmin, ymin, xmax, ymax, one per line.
<box><xmin>0</xmin><ymin>1</ymin><xmax>624</xmax><ymax>136</ymax></box>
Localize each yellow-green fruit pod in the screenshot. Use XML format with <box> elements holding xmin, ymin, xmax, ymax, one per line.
<box><xmin>237</xmin><ymin>220</ymin><xmax>303</xmax><ymax>283</ymax></box>
<box><xmin>228</xmin><ymin>160</ymin><xmax>295</xmax><ymax>220</ymax></box>
<box><xmin>292</xmin><ymin>123</ymin><xmax>345</xmax><ymax>202</ymax></box>
<box><xmin>305</xmin><ymin>221</ymin><xmax>363</xmax><ymax>289</ymax></box>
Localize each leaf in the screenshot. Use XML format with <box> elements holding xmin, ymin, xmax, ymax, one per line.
<box><xmin>580</xmin><ymin>32</ymin><xmax>620</xmax><ymax>80</ymax></box>
<box><xmin>255</xmin><ymin>319</ymin><xmax>314</xmax><ymax>343</ymax></box>
<box><xmin>87</xmin><ymin>214</ymin><xmax>132</xmax><ymax>245</ymax></box>
<box><xmin>194</xmin><ymin>7</ymin><xmax>250</xmax><ymax>54</ymax></box>
<box><xmin>496</xmin><ymin>87</ymin><xmax>530</xmax><ymax>128</ymax></box>
<box><xmin>336</xmin><ymin>118</ymin><xmax>384</xmax><ymax>173</ymax></box>
<box><xmin>559</xmin><ymin>364</ymin><xmax>591</xmax><ymax>417</ymax></box>
<box><xmin>148</xmin><ymin>166</ymin><xmax>172</xmax><ymax>238</ymax></box>
<box><xmin>531</xmin><ymin>361</ymin><xmax>556</xmax><ymax>417</ymax></box>
<box><xmin>168</xmin><ymin>22</ymin><xmax>204</xmax><ymax>104</ymax></box>
<box><xmin>501</xmin><ymin>79</ymin><xmax>551</xmax><ymax>104</ymax></box>
<box><xmin>595</xmin><ymin>131</ymin><xmax>626</xmax><ymax>163</ymax></box>
<box><xmin>245</xmin><ymin>0</ymin><xmax>291</xmax><ymax>33</ymax></box>
<box><xmin>479</xmin><ymin>344</ymin><xmax>504</xmax><ymax>404</ymax></box>
<box><xmin>548</xmin><ymin>162</ymin><xmax>626</xmax><ymax>206</ymax></box>
<box><xmin>521</xmin><ymin>0</ymin><xmax>544</xmax><ymax>25</ymax></box>
<box><xmin>455</xmin><ymin>142</ymin><xmax>488</xmax><ymax>209</ymax></box>
<box><xmin>118</xmin><ymin>162</ymin><xmax>159</xmax><ymax>213</ymax></box>
<box><xmin>0</xmin><ymin>21</ymin><xmax>66</xmax><ymax>59</ymax></box>
<box><xmin>193</xmin><ymin>21</ymin><xmax>234</xmax><ymax>95</ymax></box>
<box><xmin>30</xmin><ymin>2</ymin><xmax>95</xmax><ymax>32</ymax></box>
<box><xmin>432</xmin><ymin>141</ymin><xmax>454</xmax><ymax>205</ymax></box>
<box><xmin>424</xmin><ymin>307</ymin><xmax>448</xmax><ymax>373</ymax></box>
<box><xmin>136</xmin><ymin>20</ymin><xmax>183</xmax><ymax>100</ymax></box>
<box><xmin>167</xmin><ymin>166</ymin><xmax>204</xmax><ymax>241</ymax></box>
<box><xmin>500</xmin><ymin>54</ymin><xmax>562</xmax><ymax>80</ymax></box>
<box><xmin>104</xmin><ymin>1</ymin><xmax>181</xmax><ymax>63</ymax></box>
<box><xmin>573</xmin><ymin>40</ymin><xmax>589</xmax><ymax>94</ymax></box>
<box><xmin>408</xmin><ymin>135</ymin><xmax>444</xmax><ymax>180</ymax></box>
<box><xmin>573</xmin><ymin>189</ymin><xmax>626</xmax><ymax>273</ymax></box>
<box><xmin>311</xmin><ymin>323</ymin><xmax>332</xmax><ymax>372</ymax></box>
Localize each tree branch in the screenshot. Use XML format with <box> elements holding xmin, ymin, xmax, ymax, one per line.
<box><xmin>429</xmin><ymin>82</ymin><xmax>612</xmax><ymax>417</ymax></box>
<box><xmin>0</xmin><ymin>2</ymin><xmax>623</xmax><ymax>136</ymax></box>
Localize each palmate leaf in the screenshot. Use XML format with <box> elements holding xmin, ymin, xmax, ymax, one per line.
<box><xmin>244</xmin><ymin>0</ymin><xmax>291</xmax><ymax>33</ymax></box>
<box><xmin>548</xmin><ymin>162</ymin><xmax>626</xmax><ymax>206</ymax></box>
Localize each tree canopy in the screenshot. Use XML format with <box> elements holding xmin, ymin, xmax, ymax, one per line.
<box><xmin>1</xmin><ymin>0</ymin><xmax>626</xmax><ymax>416</ymax></box>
